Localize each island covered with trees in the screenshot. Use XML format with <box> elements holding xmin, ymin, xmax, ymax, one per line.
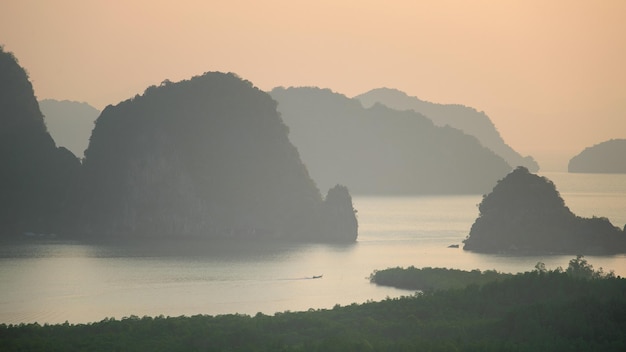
<box><xmin>568</xmin><ymin>138</ymin><xmax>626</xmax><ymax>173</ymax></box>
<box><xmin>369</xmin><ymin>266</ymin><xmax>513</xmax><ymax>292</ymax></box>
<box><xmin>0</xmin><ymin>47</ymin><xmax>357</xmax><ymax>242</ymax></box>
<box><xmin>2</xmin><ymin>257</ymin><xmax>624</xmax><ymax>351</ymax></box>
<box><xmin>463</xmin><ymin>166</ymin><xmax>626</xmax><ymax>253</ymax></box>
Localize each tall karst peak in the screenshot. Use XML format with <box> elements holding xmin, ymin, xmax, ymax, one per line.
<box><xmin>79</xmin><ymin>72</ymin><xmax>357</xmax><ymax>242</ymax></box>
<box><xmin>0</xmin><ymin>47</ymin><xmax>81</xmax><ymax>237</ymax></box>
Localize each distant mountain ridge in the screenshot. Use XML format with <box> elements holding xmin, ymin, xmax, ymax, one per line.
<box><xmin>39</xmin><ymin>99</ymin><xmax>100</xmax><ymax>158</ymax></box>
<box><xmin>270</xmin><ymin>86</ymin><xmax>511</xmax><ymax>195</ymax></box>
<box><xmin>568</xmin><ymin>139</ymin><xmax>626</xmax><ymax>174</ymax></box>
<box><xmin>355</xmin><ymin>88</ymin><xmax>539</xmax><ymax>172</ymax></box>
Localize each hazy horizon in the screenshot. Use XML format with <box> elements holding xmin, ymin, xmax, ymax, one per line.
<box><xmin>2</xmin><ymin>1</ymin><xmax>625</xmax><ymax>171</ymax></box>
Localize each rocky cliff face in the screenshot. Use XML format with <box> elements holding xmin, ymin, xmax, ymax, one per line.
<box><xmin>321</xmin><ymin>185</ymin><xmax>358</xmax><ymax>242</ymax></box>
<box><xmin>0</xmin><ymin>47</ymin><xmax>81</xmax><ymax>236</ymax></box>
<box><xmin>79</xmin><ymin>73</ymin><xmax>357</xmax><ymax>242</ymax></box>
<box><xmin>464</xmin><ymin>167</ymin><xmax>625</xmax><ymax>254</ymax></box>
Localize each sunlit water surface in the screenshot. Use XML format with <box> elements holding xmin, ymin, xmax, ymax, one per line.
<box><xmin>0</xmin><ymin>172</ymin><xmax>624</xmax><ymax>324</ymax></box>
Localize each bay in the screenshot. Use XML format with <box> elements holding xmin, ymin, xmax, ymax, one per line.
<box><xmin>0</xmin><ymin>172</ymin><xmax>624</xmax><ymax>325</ymax></box>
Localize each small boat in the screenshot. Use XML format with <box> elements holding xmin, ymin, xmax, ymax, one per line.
<box><xmin>447</xmin><ymin>244</ymin><xmax>460</xmax><ymax>248</ymax></box>
<box><xmin>311</xmin><ymin>275</ymin><xmax>323</xmax><ymax>279</ymax></box>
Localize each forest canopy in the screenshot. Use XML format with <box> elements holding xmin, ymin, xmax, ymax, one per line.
<box><xmin>2</xmin><ymin>258</ymin><xmax>624</xmax><ymax>351</ymax></box>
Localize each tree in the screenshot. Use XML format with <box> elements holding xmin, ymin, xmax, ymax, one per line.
<box><xmin>566</xmin><ymin>255</ymin><xmax>614</xmax><ymax>279</ymax></box>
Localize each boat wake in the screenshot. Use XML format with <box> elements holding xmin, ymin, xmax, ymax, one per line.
<box><xmin>279</xmin><ymin>275</ymin><xmax>323</xmax><ymax>281</ymax></box>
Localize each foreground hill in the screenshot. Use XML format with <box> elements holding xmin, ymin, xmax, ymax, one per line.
<box><xmin>355</xmin><ymin>88</ymin><xmax>539</xmax><ymax>171</ymax></box>
<box><xmin>39</xmin><ymin>99</ymin><xmax>100</xmax><ymax>158</ymax></box>
<box><xmin>270</xmin><ymin>87</ymin><xmax>511</xmax><ymax>195</ymax></box>
<box><xmin>463</xmin><ymin>167</ymin><xmax>626</xmax><ymax>253</ymax></box>
<box><xmin>3</xmin><ymin>262</ymin><xmax>624</xmax><ymax>351</ymax></box>
<box><xmin>0</xmin><ymin>47</ymin><xmax>81</xmax><ymax>237</ymax></box>
<box><xmin>78</xmin><ymin>73</ymin><xmax>357</xmax><ymax>241</ymax></box>
<box><xmin>568</xmin><ymin>139</ymin><xmax>626</xmax><ymax>173</ymax></box>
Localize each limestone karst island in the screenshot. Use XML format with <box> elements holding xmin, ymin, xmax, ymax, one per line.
<box><xmin>0</xmin><ymin>47</ymin><xmax>357</xmax><ymax>242</ymax></box>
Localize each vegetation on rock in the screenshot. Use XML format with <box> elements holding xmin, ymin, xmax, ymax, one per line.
<box><xmin>463</xmin><ymin>166</ymin><xmax>625</xmax><ymax>253</ymax></box>
<box><xmin>78</xmin><ymin>73</ymin><xmax>356</xmax><ymax>241</ymax></box>
<box><xmin>1</xmin><ymin>49</ymin><xmax>356</xmax><ymax>242</ymax></box>
<box><xmin>0</xmin><ymin>47</ymin><xmax>81</xmax><ymax>237</ymax></box>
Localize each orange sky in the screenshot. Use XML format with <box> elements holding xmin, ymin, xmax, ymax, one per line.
<box><xmin>2</xmin><ymin>0</ymin><xmax>625</xmax><ymax>171</ymax></box>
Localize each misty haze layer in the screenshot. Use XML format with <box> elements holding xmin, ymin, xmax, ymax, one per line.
<box><xmin>271</xmin><ymin>87</ymin><xmax>511</xmax><ymax>195</ymax></box>
<box><xmin>356</xmin><ymin>88</ymin><xmax>539</xmax><ymax>172</ymax></box>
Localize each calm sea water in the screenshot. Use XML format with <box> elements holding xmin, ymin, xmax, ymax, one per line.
<box><xmin>1</xmin><ymin>172</ymin><xmax>624</xmax><ymax>324</ymax></box>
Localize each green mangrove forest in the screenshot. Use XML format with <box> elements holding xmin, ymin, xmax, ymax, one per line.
<box><xmin>2</xmin><ymin>256</ymin><xmax>624</xmax><ymax>351</ymax></box>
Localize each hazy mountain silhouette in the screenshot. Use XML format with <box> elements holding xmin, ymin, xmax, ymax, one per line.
<box><xmin>78</xmin><ymin>73</ymin><xmax>357</xmax><ymax>241</ymax></box>
<box><xmin>464</xmin><ymin>167</ymin><xmax>625</xmax><ymax>254</ymax></box>
<box><xmin>568</xmin><ymin>139</ymin><xmax>626</xmax><ymax>173</ymax></box>
<box><xmin>39</xmin><ymin>99</ymin><xmax>99</xmax><ymax>158</ymax></box>
<box><xmin>270</xmin><ymin>87</ymin><xmax>511</xmax><ymax>195</ymax></box>
<box><xmin>355</xmin><ymin>88</ymin><xmax>539</xmax><ymax>172</ymax></box>
<box><xmin>0</xmin><ymin>47</ymin><xmax>81</xmax><ymax>237</ymax></box>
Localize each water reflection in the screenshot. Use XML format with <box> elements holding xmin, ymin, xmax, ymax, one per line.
<box><xmin>1</xmin><ymin>179</ymin><xmax>625</xmax><ymax>324</ymax></box>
